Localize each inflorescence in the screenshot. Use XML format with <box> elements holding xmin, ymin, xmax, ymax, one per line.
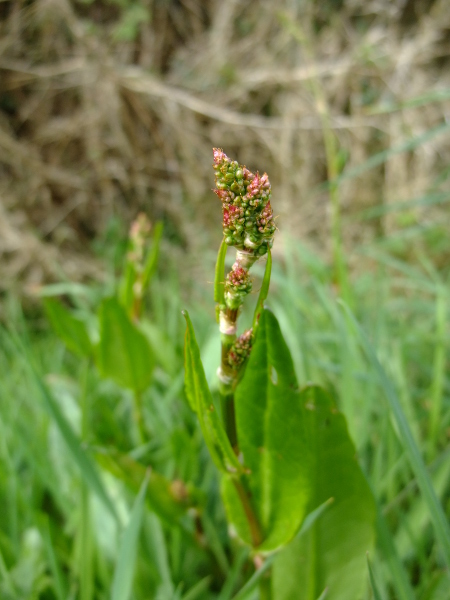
<box><xmin>214</xmin><ymin>149</ymin><xmax>276</xmax><ymax>379</ymax></box>
<box><xmin>213</xmin><ymin>148</ymin><xmax>275</xmax><ymax>255</ymax></box>
<box><xmin>228</xmin><ymin>328</ymin><xmax>253</xmax><ymax>370</ymax></box>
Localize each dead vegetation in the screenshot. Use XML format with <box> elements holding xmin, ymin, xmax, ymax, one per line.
<box><xmin>1</xmin><ymin>0</ymin><xmax>450</xmax><ymax>292</ymax></box>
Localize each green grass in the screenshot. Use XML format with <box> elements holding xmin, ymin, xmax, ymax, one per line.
<box><xmin>0</xmin><ymin>217</ymin><xmax>449</xmax><ymax>598</ymax></box>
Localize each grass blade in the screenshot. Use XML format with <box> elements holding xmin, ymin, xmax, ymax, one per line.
<box><xmin>111</xmin><ymin>472</ymin><xmax>149</xmax><ymax>600</ymax></box>
<box><xmin>41</xmin><ymin>518</ymin><xmax>67</xmax><ymax>600</ymax></box>
<box><xmin>231</xmin><ymin>556</ymin><xmax>274</xmax><ymax>600</ymax></box>
<box><xmin>182</xmin><ymin>576</ymin><xmax>212</xmax><ymax>600</ymax></box>
<box><xmin>429</xmin><ymin>287</ymin><xmax>447</xmax><ymax>455</ymax></box>
<box><xmin>375</xmin><ymin>507</ymin><xmax>415</xmax><ymax>600</ymax></box>
<box><xmin>10</xmin><ymin>330</ymin><xmax>120</xmax><ymax>523</ymax></box>
<box><xmin>339</xmin><ymin>300</ymin><xmax>450</xmax><ymax>571</ymax></box>
<box><xmin>366</xmin><ymin>554</ymin><xmax>385</xmax><ymax>600</ymax></box>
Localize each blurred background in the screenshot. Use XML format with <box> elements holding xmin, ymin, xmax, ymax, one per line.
<box><xmin>1</xmin><ymin>0</ymin><xmax>450</xmax><ymax>296</ymax></box>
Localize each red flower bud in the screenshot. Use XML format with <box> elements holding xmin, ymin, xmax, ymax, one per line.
<box><xmin>228</xmin><ymin>328</ymin><xmax>253</xmax><ymax>370</ymax></box>
<box><xmin>212</xmin><ymin>149</ymin><xmax>275</xmax><ymax>254</ymax></box>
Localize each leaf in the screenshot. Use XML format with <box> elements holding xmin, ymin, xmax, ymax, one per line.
<box><xmin>96</xmin><ymin>297</ymin><xmax>154</xmax><ymax>392</ymax></box>
<box><xmin>111</xmin><ymin>473</ymin><xmax>149</xmax><ymax>600</ymax></box>
<box><xmin>183</xmin><ymin>310</ymin><xmax>242</xmax><ymax>474</ymax></box>
<box><xmin>271</xmin><ymin>385</ymin><xmax>376</xmax><ymax>600</ymax></box>
<box><xmin>95</xmin><ymin>449</ymin><xmax>192</xmax><ymax>527</ymax></box>
<box><xmin>221</xmin><ymin>308</ymin><xmax>375</xmax><ymax>598</ymax></box>
<box><xmin>252</xmin><ymin>247</ymin><xmax>272</xmax><ymax>332</ymax></box>
<box><xmin>44</xmin><ymin>299</ymin><xmax>92</xmax><ymax>357</ymax></box>
<box><xmin>140</xmin><ymin>320</ymin><xmax>178</xmax><ymax>375</ymax></box>
<box><xmin>222</xmin><ymin>308</ymin><xmax>312</xmax><ymax>552</ymax></box>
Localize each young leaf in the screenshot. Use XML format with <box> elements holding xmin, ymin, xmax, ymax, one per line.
<box><xmin>271</xmin><ymin>386</ymin><xmax>376</xmax><ymax>600</ymax></box>
<box><xmin>44</xmin><ymin>299</ymin><xmax>92</xmax><ymax>357</ymax></box>
<box><xmin>223</xmin><ymin>308</ymin><xmax>312</xmax><ymax>551</ymax></box>
<box><xmin>111</xmin><ymin>473</ymin><xmax>149</xmax><ymax>600</ymax></box>
<box><xmin>183</xmin><ymin>310</ymin><xmax>242</xmax><ymax>475</ymax></box>
<box><xmin>96</xmin><ymin>297</ymin><xmax>154</xmax><ymax>392</ymax></box>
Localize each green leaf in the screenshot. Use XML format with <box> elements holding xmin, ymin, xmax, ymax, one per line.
<box><xmin>111</xmin><ymin>473</ymin><xmax>149</xmax><ymax>600</ymax></box>
<box><xmin>96</xmin><ymin>297</ymin><xmax>154</xmax><ymax>392</ymax></box>
<box><xmin>183</xmin><ymin>310</ymin><xmax>242</xmax><ymax>474</ymax></box>
<box><xmin>222</xmin><ymin>309</ymin><xmax>312</xmax><ymax>551</ymax></box>
<box><xmin>95</xmin><ymin>449</ymin><xmax>193</xmax><ymax>527</ymax></box>
<box><xmin>272</xmin><ymin>385</ymin><xmax>376</xmax><ymax>600</ymax></box>
<box><xmin>222</xmin><ymin>308</ymin><xmax>375</xmax><ymax>598</ymax></box>
<box><xmin>252</xmin><ymin>247</ymin><xmax>272</xmax><ymax>332</ymax></box>
<box><xmin>44</xmin><ymin>299</ymin><xmax>92</xmax><ymax>357</ymax></box>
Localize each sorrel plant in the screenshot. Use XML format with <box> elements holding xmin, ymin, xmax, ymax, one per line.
<box><xmin>183</xmin><ymin>149</ymin><xmax>376</xmax><ymax>599</ymax></box>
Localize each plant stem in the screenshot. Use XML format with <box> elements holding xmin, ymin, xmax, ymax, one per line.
<box><xmin>221</xmin><ymin>391</ymin><xmax>237</xmax><ymax>450</ymax></box>
<box><xmin>232</xmin><ymin>478</ymin><xmax>263</xmax><ymax>548</ymax></box>
<box><xmin>218</xmin><ymin>249</ymin><xmax>258</xmax><ymax>447</ymax></box>
<box><xmin>218</xmin><ymin>307</ymin><xmax>239</xmax><ymax>449</ymax></box>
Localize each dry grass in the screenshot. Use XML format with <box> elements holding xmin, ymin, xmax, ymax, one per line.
<box><xmin>1</xmin><ymin>0</ymin><xmax>450</xmax><ymax>292</ymax></box>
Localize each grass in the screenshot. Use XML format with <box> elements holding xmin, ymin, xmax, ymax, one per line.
<box><xmin>0</xmin><ymin>210</ymin><xmax>449</xmax><ymax>599</ymax></box>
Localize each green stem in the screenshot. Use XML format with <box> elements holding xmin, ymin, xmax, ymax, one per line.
<box><xmin>232</xmin><ymin>478</ymin><xmax>263</xmax><ymax>548</ymax></box>
<box><xmin>219</xmin><ymin>310</ymin><xmax>239</xmax><ymax>448</ymax></box>
<box><xmin>220</xmin><ymin>391</ymin><xmax>237</xmax><ymax>451</ymax></box>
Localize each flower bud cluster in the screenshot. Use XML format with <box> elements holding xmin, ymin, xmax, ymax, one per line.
<box><xmin>228</xmin><ymin>328</ymin><xmax>253</xmax><ymax>370</ymax></box>
<box><xmin>224</xmin><ymin>265</ymin><xmax>252</xmax><ymax>310</ymax></box>
<box><xmin>213</xmin><ymin>148</ymin><xmax>275</xmax><ymax>255</ymax></box>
